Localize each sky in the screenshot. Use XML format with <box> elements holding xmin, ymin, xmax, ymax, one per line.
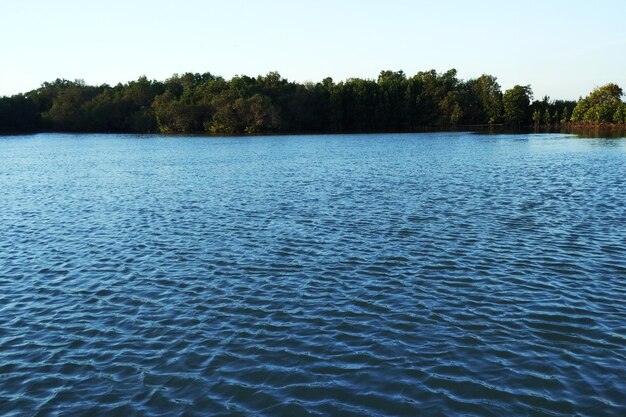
<box><xmin>1</xmin><ymin>0</ymin><xmax>625</xmax><ymax>100</ymax></box>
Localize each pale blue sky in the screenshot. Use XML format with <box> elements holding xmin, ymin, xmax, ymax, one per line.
<box><xmin>1</xmin><ymin>0</ymin><xmax>624</xmax><ymax>100</ymax></box>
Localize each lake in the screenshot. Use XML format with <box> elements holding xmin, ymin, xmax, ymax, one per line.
<box><xmin>1</xmin><ymin>132</ymin><xmax>625</xmax><ymax>416</ymax></box>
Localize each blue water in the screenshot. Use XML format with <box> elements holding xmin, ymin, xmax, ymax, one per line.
<box><xmin>1</xmin><ymin>132</ymin><xmax>625</xmax><ymax>416</ymax></box>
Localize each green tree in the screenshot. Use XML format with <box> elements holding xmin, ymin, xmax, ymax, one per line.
<box><xmin>208</xmin><ymin>91</ymin><xmax>280</xmax><ymax>134</ymax></box>
<box><xmin>0</xmin><ymin>94</ymin><xmax>41</xmax><ymax>132</ymax></box>
<box><xmin>561</xmin><ymin>106</ymin><xmax>570</xmax><ymax>123</ymax></box>
<box><xmin>332</xmin><ymin>78</ymin><xmax>379</xmax><ymax>132</ymax></box>
<box><xmin>614</xmin><ymin>105</ymin><xmax>626</xmax><ymax>123</ymax></box>
<box><xmin>43</xmin><ymin>80</ymin><xmax>101</xmax><ymax>131</ymax></box>
<box><xmin>152</xmin><ymin>91</ymin><xmax>209</xmax><ymax>133</ymax></box>
<box><xmin>503</xmin><ymin>85</ymin><xmax>533</xmax><ymax>127</ymax></box>
<box><xmin>467</xmin><ymin>74</ymin><xmax>503</xmax><ymax>124</ymax></box>
<box><xmin>543</xmin><ymin>108</ymin><xmax>551</xmax><ymax>125</ymax></box>
<box><xmin>571</xmin><ymin>83</ymin><xmax>624</xmax><ymax>123</ymax></box>
<box><xmin>408</xmin><ymin>69</ymin><xmax>460</xmax><ymax>126</ymax></box>
<box><xmin>5</xmin><ymin>69</ymin><xmax>623</xmax><ymax>135</ymax></box>
<box><xmin>376</xmin><ymin>70</ymin><xmax>408</xmax><ymax>130</ymax></box>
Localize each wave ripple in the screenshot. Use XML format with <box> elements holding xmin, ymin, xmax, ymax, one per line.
<box><xmin>1</xmin><ymin>133</ymin><xmax>625</xmax><ymax>416</ymax></box>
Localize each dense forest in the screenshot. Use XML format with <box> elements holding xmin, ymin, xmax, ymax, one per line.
<box><xmin>1</xmin><ymin>70</ymin><xmax>625</xmax><ymax>134</ymax></box>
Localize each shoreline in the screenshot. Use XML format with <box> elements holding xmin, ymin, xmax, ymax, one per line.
<box><xmin>0</xmin><ymin>122</ymin><xmax>626</xmax><ymax>138</ymax></box>
<box><xmin>2</xmin><ymin>125</ymin><xmax>625</xmax><ymax>139</ymax></box>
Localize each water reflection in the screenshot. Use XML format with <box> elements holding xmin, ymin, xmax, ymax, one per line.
<box><xmin>563</xmin><ymin>125</ymin><xmax>626</xmax><ymax>139</ymax></box>
<box><xmin>464</xmin><ymin>125</ymin><xmax>626</xmax><ymax>139</ymax></box>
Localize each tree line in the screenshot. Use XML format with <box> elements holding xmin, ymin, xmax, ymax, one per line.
<box><xmin>1</xmin><ymin>70</ymin><xmax>624</xmax><ymax>134</ymax></box>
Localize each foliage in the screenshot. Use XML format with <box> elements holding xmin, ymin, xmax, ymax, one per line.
<box><xmin>571</xmin><ymin>83</ymin><xmax>626</xmax><ymax>124</ymax></box>
<box><xmin>543</xmin><ymin>108</ymin><xmax>551</xmax><ymax>125</ymax></box>
<box><xmin>0</xmin><ymin>94</ymin><xmax>40</xmax><ymax>132</ymax></box>
<box><xmin>465</xmin><ymin>75</ymin><xmax>503</xmax><ymax>124</ymax></box>
<box><xmin>1</xmin><ymin>73</ymin><xmax>625</xmax><ymax>134</ymax></box>
<box><xmin>503</xmin><ymin>85</ymin><xmax>533</xmax><ymax>127</ymax></box>
<box><xmin>561</xmin><ymin>107</ymin><xmax>570</xmax><ymax>123</ymax></box>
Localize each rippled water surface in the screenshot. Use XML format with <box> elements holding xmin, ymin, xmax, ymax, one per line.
<box><xmin>1</xmin><ymin>132</ymin><xmax>626</xmax><ymax>416</ymax></box>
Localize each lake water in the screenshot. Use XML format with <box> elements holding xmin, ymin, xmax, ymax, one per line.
<box><xmin>1</xmin><ymin>132</ymin><xmax>625</xmax><ymax>416</ymax></box>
